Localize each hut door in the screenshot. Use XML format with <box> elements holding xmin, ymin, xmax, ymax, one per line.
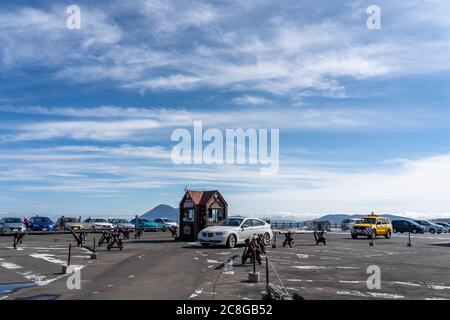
<box><xmin>181</xmin><ymin>208</ymin><xmax>195</xmax><ymax>239</ymax></box>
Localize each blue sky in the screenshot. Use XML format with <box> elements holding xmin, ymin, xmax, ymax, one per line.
<box><xmin>1</xmin><ymin>0</ymin><xmax>450</xmax><ymax>218</ymax></box>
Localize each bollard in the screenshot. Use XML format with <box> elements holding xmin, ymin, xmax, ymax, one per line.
<box><xmin>248</xmin><ymin>247</ymin><xmax>260</xmax><ymax>282</ymax></box>
<box><xmin>90</xmin><ymin>236</ymin><xmax>98</xmax><ymax>259</ymax></box>
<box><xmin>369</xmin><ymin>230</ymin><xmax>374</xmax><ymax>246</ymax></box>
<box><xmin>62</xmin><ymin>243</ymin><xmax>72</xmax><ymax>274</ymax></box>
<box><xmin>407</xmin><ymin>232</ymin><xmax>412</xmax><ymax>247</ymax></box>
<box><xmin>265</xmin><ymin>256</ymin><xmax>269</xmax><ymax>285</ymax></box>
<box><xmin>272</xmin><ymin>232</ymin><xmax>277</xmax><ymax>249</ymax></box>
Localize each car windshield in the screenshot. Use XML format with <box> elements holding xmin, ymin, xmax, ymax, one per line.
<box><xmin>34</xmin><ymin>217</ymin><xmax>51</xmax><ymax>223</ymax></box>
<box><xmin>3</xmin><ymin>218</ymin><xmax>22</xmax><ymax>223</ymax></box>
<box><xmin>64</xmin><ymin>218</ymin><xmax>78</xmax><ymax>222</ymax></box>
<box><xmin>360</xmin><ymin>218</ymin><xmax>376</xmax><ymax>224</ymax></box>
<box><xmin>111</xmin><ymin>219</ymin><xmax>128</xmax><ymax>223</ymax></box>
<box><xmin>92</xmin><ymin>219</ymin><xmax>107</xmax><ymax>223</ymax></box>
<box><xmin>219</xmin><ymin>218</ymin><xmax>244</xmax><ymax>227</ymax></box>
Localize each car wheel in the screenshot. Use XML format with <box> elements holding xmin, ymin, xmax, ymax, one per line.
<box><xmin>351</xmin><ymin>233</ymin><xmax>357</xmax><ymax>239</ymax></box>
<box><xmin>429</xmin><ymin>228</ymin><xmax>435</xmax><ymax>234</ymax></box>
<box><xmin>226</xmin><ymin>234</ymin><xmax>237</xmax><ymax>248</ymax></box>
<box><xmin>201</xmin><ymin>243</ymin><xmax>209</xmax><ymax>248</ymax></box>
<box><xmin>162</xmin><ymin>227</ymin><xmax>167</xmax><ymax>232</ymax></box>
<box><xmin>393</xmin><ymin>229</ymin><xmax>397</xmax><ymax>233</ymax></box>
<box><xmin>412</xmin><ymin>229</ymin><xmax>417</xmax><ymax>234</ymax></box>
<box><xmin>262</xmin><ymin>233</ymin><xmax>271</xmax><ymax>246</ymax></box>
<box><xmin>385</xmin><ymin>230</ymin><xmax>391</xmax><ymax>239</ymax></box>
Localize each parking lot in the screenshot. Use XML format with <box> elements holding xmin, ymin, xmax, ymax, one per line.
<box><xmin>0</xmin><ymin>231</ymin><xmax>449</xmax><ymax>300</ymax></box>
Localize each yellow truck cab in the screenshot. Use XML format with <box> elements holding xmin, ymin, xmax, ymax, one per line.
<box><xmin>351</xmin><ymin>214</ymin><xmax>392</xmax><ymax>239</ymax></box>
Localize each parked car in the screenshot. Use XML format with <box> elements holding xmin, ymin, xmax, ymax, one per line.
<box><xmin>129</xmin><ymin>218</ymin><xmax>166</xmax><ymax>232</ymax></box>
<box><xmin>413</xmin><ymin>220</ymin><xmax>443</xmax><ymax>234</ymax></box>
<box><xmin>198</xmin><ymin>216</ymin><xmax>273</xmax><ymax>248</ymax></box>
<box><xmin>392</xmin><ymin>220</ymin><xmax>425</xmax><ymax>234</ymax></box>
<box><xmin>55</xmin><ymin>217</ymin><xmax>84</xmax><ymax>230</ymax></box>
<box><xmin>341</xmin><ymin>218</ymin><xmax>359</xmax><ymax>231</ymax></box>
<box><xmin>29</xmin><ymin>216</ymin><xmax>55</xmax><ymax>231</ymax></box>
<box><xmin>108</xmin><ymin>218</ymin><xmax>135</xmax><ymax>230</ymax></box>
<box><xmin>83</xmin><ymin>218</ymin><xmax>114</xmax><ymax>230</ymax></box>
<box><xmin>0</xmin><ymin>217</ymin><xmax>26</xmax><ymax>233</ymax></box>
<box><xmin>351</xmin><ymin>214</ymin><xmax>392</xmax><ymax>239</ymax></box>
<box><xmin>434</xmin><ymin>222</ymin><xmax>450</xmax><ymax>233</ymax></box>
<box><xmin>154</xmin><ymin>218</ymin><xmax>178</xmax><ymax>229</ymax></box>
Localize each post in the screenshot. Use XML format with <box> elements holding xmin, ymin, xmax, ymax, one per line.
<box><xmin>370</xmin><ymin>229</ymin><xmax>374</xmax><ymax>246</ymax></box>
<box><xmin>265</xmin><ymin>256</ymin><xmax>269</xmax><ymax>285</ymax></box>
<box><xmin>272</xmin><ymin>232</ymin><xmax>277</xmax><ymax>249</ymax></box>
<box><xmin>62</xmin><ymin>243</ymin><xmax>72</xmax><ymax>274</ymax></box>
<box><xmin>68</xmin><ymin>243</ymin><xmax>72</xmax><ymax>266</ymax></box>
<box><xmin>91</xmin><ymin>235</ymin><xmax>99</xmax><ymax>259</ymax></box>
<box><xmin>253</xmin><ymin>251</ymin><xmax>256</xmax><ymax>274</ymax></box>
<box><xmin>407</xmin><ymin>232</ymin><xmax>412</xmax><ymax>247</ymax></box>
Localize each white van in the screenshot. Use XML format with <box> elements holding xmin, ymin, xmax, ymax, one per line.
<box><xmin>341</xmin><ymin>218</ymin><xmax>359</xmax><ymax>231</ymax></box>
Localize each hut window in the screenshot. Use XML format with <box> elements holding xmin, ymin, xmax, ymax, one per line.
<box><xmin>208</xmin><ymin>209</ymin><xmax>221</xmax><ymax>222</ymax></box>
<box><xmin>184</xmin><ymin>209</ymin><xmax>194</xmax><ymax>221</ymax></box>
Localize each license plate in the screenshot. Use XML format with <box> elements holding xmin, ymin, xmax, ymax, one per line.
<box><xmin>42</xmin><ymin>228</ymin><xmax>47</xmax><ymax>231</ymax></box>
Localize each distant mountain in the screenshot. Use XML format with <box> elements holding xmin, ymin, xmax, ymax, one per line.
<box><xmin>140</xmin><ymin>204</ymin><xmax>178</xmax><ymax>221</ymax></box>
<box><xmin>268</xmin><ymin>213</ymin><xmax>426</xmax><ymax>226</ymax></box>
<box><xmin>316</xmin><ymin>213</ymin><xmax>423</xmax><ymax>225</ymax></box>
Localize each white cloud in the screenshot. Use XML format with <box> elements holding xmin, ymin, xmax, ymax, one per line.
<box><xmin>0</xmin><ymin>105</ymin><xmax>428</xmax><ymax>142</ymax></box>
<box><xmin>232</xmin><ymin>95</ymin><xmax>271</xmax><ymax>105</ymax></box>
<box><xmin>1</xmin><ymin>1</ymin><xmax>449</xmax><ymax>99</ymax></box>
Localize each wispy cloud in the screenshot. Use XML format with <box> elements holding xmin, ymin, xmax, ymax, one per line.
<box><xmin>0</xmin><ymin>105</ymin><xmax>429</xmax><ymax>142</ymax></box>
<box><xmin>1</xmin><ymin>1</ymin><xmax>449</xmax><ymax>101</ymax></box>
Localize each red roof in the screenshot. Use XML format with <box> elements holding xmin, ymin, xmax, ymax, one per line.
<box><xmin>185</xmin><ymin>190</ymin><xmax>226</xmax><ymax>205</ymax></box>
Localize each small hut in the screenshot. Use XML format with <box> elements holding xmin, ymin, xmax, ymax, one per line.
<box><xmin>179</xmin><ymin>190</ymin><xmax>228</xmax><ymax>241</ymax></box>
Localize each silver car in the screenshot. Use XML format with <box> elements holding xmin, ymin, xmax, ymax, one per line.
<box><xmin>435</xmin><ymin>222</ymin><xmax>450</xmax><ymax>233</ymax></box>
<box><xmin>414</xmin><ymin>220</ymin><xmax>443</xmax><ymax>234</ymax></box>
<box><xmin>108</xmin><ymin>218</ymin><xmax>135</xmax><ymax>230</ymax></box>
<box><xmin>0</xmin><ymin>217</ymin><xmax>26</xmax><ymax>233</ymax></box>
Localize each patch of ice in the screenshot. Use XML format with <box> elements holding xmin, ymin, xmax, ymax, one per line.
<box><xmin>296</xmin><ymin>254</ymin><xmax>309</xmax><ymax>259</ymax></box>
<box><xmin>337</xmin><ymin>290</ymin><xmax>404</xmax><ymax>299</ymax></box>
<box><xmin>287</xmin><ymin>279</ymin><xmax>314</xmax><ymax>282</ymax></box>
<box><xmin>293</xmin><ymin>266</ymin><xmax>326</xmax><ymax>270</ymax></box>
<box><xmin>0</xmin><ymin>261</ymin><xmax>23</xmax><ymax>270</ymax></box>
<box><xmin>30</xmin><ymin>253</ymin><xmax>66</xmax><ymax>265</ymax></box>
<box><xmin>392</xmin><ymin>282</ymin><xmax>421</xmax><ymax>287</ymax></box>
<box><xmin>206</xmin><ymin>259</ymin><xmax>220</xmax><ymax>263</ymax></box>
<box><xmin>428</xmin><ymin>285</ymin><xmax>450</xmax><ymax>290</ymax></box>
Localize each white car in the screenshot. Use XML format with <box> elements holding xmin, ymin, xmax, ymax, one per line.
<box><xmin>341</xmin><ymin>218</ymin><xmax>359</xmax><ymax>231</ymax></box>
<box><xmin>413</xmin><ymin>220</ymin><xmax>443</xmax><ymax>234</ymax></box>
<box><xmin>154</xmin><ymin>218</ymin><xmax>178</xmax><ymax>228</ymax></box>
<box><xmin>84</xmin><ymin>218</ymin><xmax>114</xmax><ymax>230</ymax></box>
<box><xmin>198</xmin><ymin>217</ymin><xmax>273</xmax><ymax>248</ymax></box>
<box><xmin>435</xmin><ymin>222</ymin><xmax>450</xmax><ymax>233</ymax></box>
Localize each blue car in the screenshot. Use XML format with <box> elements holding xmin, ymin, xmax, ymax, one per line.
<box><xmin>29</xmin><ymin>216</ymin><xmax>55</xmax><ymax>231</ymax></box>
<box><xmin>129</xmin><ymin>218</ymin><xmax>166</xmax><ymax>232</ymax></box>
